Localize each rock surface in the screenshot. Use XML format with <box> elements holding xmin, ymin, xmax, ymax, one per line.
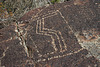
<box><xmin>0</xmin><ymin>0</ymin><xmax>100</xmax><ymax>67</ymax></box>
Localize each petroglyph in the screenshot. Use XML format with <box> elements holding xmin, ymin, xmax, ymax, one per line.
<box><xmin>36</xmin><ymin>19</ymin><xmax>67</xmax><ymax>52</ymax></box>
<box><xmin>26</xmin><ymin>10</ymin><xmax>86</xmax><ymax>62</ymax></box>
<box><xmin>36</xmin><ymin>48</ymin><xmax>85</xmax><ymax>62</ymax></box>
<box><xmin>0</xmin><ymin>0</ymin><xmax>99</xmax><ymax>66</ymax></box>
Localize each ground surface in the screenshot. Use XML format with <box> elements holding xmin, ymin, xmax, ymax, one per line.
<box><xmin>0</xmin><ymin>0</ymin><xmax>100</xmax><ymax>67</ymax></box>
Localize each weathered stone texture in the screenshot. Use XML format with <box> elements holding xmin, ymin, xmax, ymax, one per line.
<box><xmin>0</xmin><ymin>0</ymin><xmax>100</xmax><ymax>67</ymax></box>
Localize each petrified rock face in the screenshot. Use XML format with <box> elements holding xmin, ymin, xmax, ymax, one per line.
<box><xmin>0</xmin><ymin>0</ymin><xmax>100</xmax><ymax>67</ymax></box>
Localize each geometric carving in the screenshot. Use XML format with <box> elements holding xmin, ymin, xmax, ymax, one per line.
<box><xmin>28</xmin><ymin>10</ymin><xmax>85</xmax><ymax>62</ymax></box>
<box><xmin>1</xmin><ymin>0</ymin><xmax>99</xmax><ymax>66</ymax></box>
<box><xmin>36</xmin><ymin>18</ymin><xmax>67</xmax><ymax>52</ymax></box>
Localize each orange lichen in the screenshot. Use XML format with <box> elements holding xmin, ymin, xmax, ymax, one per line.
<box><xmin>0</xmin><ymin>2</ymin><xmax>13</xmax><ymax>18</ymax></box>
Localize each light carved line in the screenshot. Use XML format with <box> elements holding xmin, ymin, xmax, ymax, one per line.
<box><xmin>31</xmin><ymin>10</ymin><xmax>84</xmax><ymax>63</ymax></box>
<box><xmin>57</xmin><ymin>10</ymin><xmax>74</xmax><ymax>33</ymax></box>
<box><xmin>30</xmin><ymin>10</ymin><xmax>57</xmax><ymax>22</ymax></box>
<box><xmin>37</xmin><ymin>48</ymin><xmax>85</xmax><ymax>62</ymax></box>
<box><xmin>29</xmin><ymin>11</ymin><xmax>57</xmax><ymax>34</ymax></box>
<box><xmin>42</xmin><ymin>18</ymin><xmax>67</xmax><ymax>51</ymax></box>
<box><xmin>0</xmin><ymin>37</ymin><xmax>12</xmax><ymax>44</ymax></box>
<box><xmin>28</xmin><ymin>34</ymin><xmax>42</xmax><ymax>57</ymax></box>
<box><xmin>36</xmin><ymin>19</ymin><xmax>58</xmax><ymax>51</ymax></box>
<box><xmin>0</xmin><ymin>47</ymin><xmax>9</xmax><ymax>67</ymax></box>
<box><xmin>36</xmin><ymin>19</ymin><xmax>68</xmax><ymax>57</ymax></box>
<box><xmin>35</xmin><ymin>11</ymin><xmax>68</xmax><ymax>57</ymax></box>
<box><xmin>15</xmin><ymin>22</ymin><xmax>29</xmax><ymax>57</ymax></box>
